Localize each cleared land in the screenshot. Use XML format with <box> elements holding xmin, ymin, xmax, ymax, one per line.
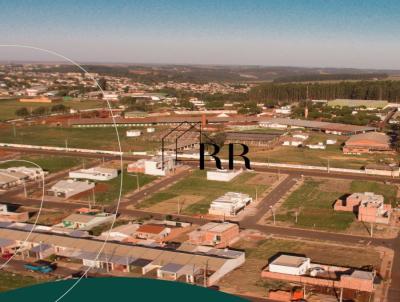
<box><xmin>0</xmin><ymin>124</ymin><xmax>160</xmax><ymax>151</ymax></box>
<box><xmin>0</xmin><ymin>155</ymin><xmax>86</xmax><ymax>173</ymax></box>
<box><xmin>267</xmin><ymin>178</ymin><xmax>398</xmax><ymax>232</ymax></box>
<box><xmin>137</xmin><ymin>170</ymin><xmax>271</xmax><ymax>215</ymax></box>
<box><xmin>218</xmin><ymin>235</ymin><xmax>381</xmax><ymax>297</ymax></box>
<box><xmin>76</xmin><ymin>172</ymin><xmax>157</xmax><ymax>204</ymax></box>
<box><xmin>220</xmin><ymin>132</ymin><xmax>397</xmax><ymax>169</ymax></box>
<box><xmin>0</xmin><ymin>99</ymin><xmax>106</xmax><ymax>121</ymax></box>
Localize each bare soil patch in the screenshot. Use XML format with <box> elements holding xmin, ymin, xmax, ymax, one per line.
<box><xmin>318</xmin><ymin>178</ymin><xmax>351</xmax><ymax>193</ymax></box>
<box><xmin>246</xmin><ymin>172</ymin><xmax>279</xmax><ymax>186</ymax></box>
<box><xmin>146</xmin><ymin>194</ymin><xmax>203</xmax><ymax>214</ymax></box>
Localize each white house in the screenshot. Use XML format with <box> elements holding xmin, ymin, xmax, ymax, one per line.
<box><xmin>282</xmin><ymin>138</ymin><xmax>303</xmax><ymax>147</ymax></box>
<box><xmin>306</xmin><ymin>142</ymin><xmax>326</xmax><ymax>150</ymax></box>
<box><xmin>47</xmin><ymin>180</ymin><xmax>95</xmax><ymax>199</ymax></box>
<box><xmin>59</xmin><ymin>212</ymin><xmax>116</xmax><ymax>231</ymax></box>
<box><xmin>147</xmin><ymin>127</ymin><xmax>155</xmax><ymax>133</ymax></box>
<box><xmin>275</xmin><ymin>106</ymin><xmax>291</xmax><ymax>115</ymax></box>
<box><xmin>126</xmin><ymin>130</ymin><xmax>142</xmax><ymax>137</ymax></box>
<box><xmin>102</xmin><ymin>92</ymin><xmax>119</xmax><ymax>101</ymax></box>
<box><xmin>326</xmin><ymin>139</ymin><xmax>337</xmax><ymax>145</ymax></box>
<box><xmin>292</xmin><ymin>132</ymin><xmax>309</xmax><ymax>140</ymax></box>
<box><xmin>69</xmin><ymin>167</ymin><xmax>118</xmax><ymax>181</ymax></box>
<box><xmin>144</xmin><ymin>156</ymin><xmax>175</xmax><ymax>176</ymax></box>
<box><xmin>206</xmin><ymin>169</ymin><xmax>243</xmax><ymax>182</ymax></box>
<box><xmin>269</xmin><ymin>255</ymin><xmax>311</xmax><ymax>276</ymax></box>
<box><xmin>6</xmin><ymin>166</ymin><xmax>47</xmax><ymax>180</ymax></box>
<box><xmin>208</xmin><ymin>192</ymin><xmax>252</xmax><ymax>217</ymax></box>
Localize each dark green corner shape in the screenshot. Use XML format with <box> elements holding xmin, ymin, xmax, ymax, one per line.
<box><xmin>0</xmin><ymin>277</ymin><xmax>250</xmax><ymax>302</ymax></box>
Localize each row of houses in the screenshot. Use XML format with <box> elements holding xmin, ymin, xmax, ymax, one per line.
<box><xmin>0</xmin><ymin>167</ymin><xmax>47</xmax><ymax>190</ymax></box>
<box><xmin>0</xmin><ymin>225</ymin><xmax>245</xmax><ymax>285</ymax></box>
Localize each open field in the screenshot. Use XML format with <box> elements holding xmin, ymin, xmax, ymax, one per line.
<box><xmin>267</xmin><ymin>178</ymin><xmax>398</xmax><ymax>232</ymax></box>
<box><xmin>0</xmin><ymin>124</ymin><xmax>160</xmax><ymax>151</ymax></box>
<box><xmin>219</xmin><ymin>132</ymin><xmax>398</xmax><ymax>169</ymax></box>
<box><xmin>0</xmin><ymin>154</ymin><xmax>86</xmax><ymax>173</ymax></box>
<box><xmin>0</xmin><ymin>99</ymin><xmax>106</xmax><ymax>121</ymax></box>
<box><xmin>76</xmin><ymin>172</ymin><xmax>157</xmax><ymax>204</ymax></box>
<box><xmin>137</xmin><ymin>170</ymin><xmax>271</xmax><ymax>214</ymax></box>
<box><xmin>218</xmin><ymin>235</ymin><xmax>381</xmax><ymax>297</ymax></box>
<box><xmin>0</xmin><ymin>270</ymin><xmax>46</xmax><ymax>292</ymax></box>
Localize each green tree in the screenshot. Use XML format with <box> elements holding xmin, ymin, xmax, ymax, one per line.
<box><xmin>15</xmin><ymin>107</ymin><xmax>30</xmax><ymax>117</ymax></box>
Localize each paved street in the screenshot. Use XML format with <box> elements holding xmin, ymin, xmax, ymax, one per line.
<box><xmin>1</xmin><ymin>146</ymin><xmax>400</xmax><ymax>301</ymax></box>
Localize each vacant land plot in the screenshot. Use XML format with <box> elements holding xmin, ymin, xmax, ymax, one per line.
<box><xmin>218</xmin><ymin>236</ymin><xmax>380</xmax><ymax>297</ymax></box>
<box><xmin>0</xmin><ymin>124</ymin><xmax>160</xmax><ymax>151</ymax></box>
<box><xmin>76</xmin><ymin>172</ymin><xmax>157</xmax><ymax>204</ymax></box>
<box><xmin>137</xmin><ymin>170</ymin><xmax>270</xmax><ymax>215</ymax></box>
<box><xmin>267</xmin><ymin>178</ymin><xmax>398</xmax><ymax>232</ymax></box>
<box><xmin>218</xmin><ymin>132</ymin><xmax>397</xmax><ymax>169</ymax></box>
<box><xmin>0</xmin><ymin>270</ymin><xmax>46</xmax><ymax>292</ymax></box>
<box><xmin>0</xmin><ymin>155</ymin><xmax>85</xmax><ymax>173</ymax></box>
<box><xmin>0</xmin><ymin>99</ymin><xmax>106</xmax><ymax>121</ymax></box>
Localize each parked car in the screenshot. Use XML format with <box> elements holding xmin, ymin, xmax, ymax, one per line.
<box><xmin>24</xmin><ymin>260</ymin><xmax>55</xmax><ymax>274</ymax></box>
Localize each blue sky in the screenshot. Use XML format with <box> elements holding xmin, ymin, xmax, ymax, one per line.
<box><xmin>0</xmin><ymin>0</ymin><xmax>400</xmax><ymax>68</ymax></box>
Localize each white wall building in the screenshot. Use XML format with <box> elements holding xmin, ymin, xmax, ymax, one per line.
<box><xmin>102</xmin><ymin>92</ymin><xmax>119</xmax><ymax>101</ymax></box>
<box><xmin>144</xmin><ymin>156</ymin><xmax>175</xmax><ymax>176</ymax></box>
<box><xmin>5</xmin><ymin>166</ymin><xmax>47</xmax><ymax>180</ymax></box>
<box><xmin>306</xmin><ymin>142</ymin><xmax>326</xmax><ymax>150</ymax></box>
<box><xmin>47</xmin><ymin>180</ymin><xmax>95</xmax><ymax>199</ymax></box>
<box><xmin>206</xmin><ymin>169</ymin><xmax>243</xmax><ymax>182</ymax></box>
<box><xmin>269</xmin><ymin>255</ymin><xmax>311</xmax><ymax>276</ymax></box>
<box><xmin>208</xmin><ymin>192</ymin><xmax>252</xmax><ymax>217</ymax></box>
<box><xmin>126</xmin><ymin>130</ymin><xmax>142</xmax><ymax>137</ymax></box>
<box><xmin>69</xmin><ymin>167</ymin><xmax>118</xmax><ymax>181</ymax></box>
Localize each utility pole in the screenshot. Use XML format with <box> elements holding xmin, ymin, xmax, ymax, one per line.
<box><xmin>295</xmin><ymin>211</ymin><xmax>298</xmax><ymax>223</ymax></box>
<box><xmin>270</xmin><ymin>206</ymin><xmax>276</xmax><ymax>225</ymax></box>
<box><xmin>255</xmin><ymin>187</ymin><xmax>258</xmax><ymax>203</ymax></box>
<box><xmin>370</xmin><ymin>223</ymin><xmax>374</xmax><ymax>238</ymax></box>
<box><xmin>203</xmin><ymin>260</ymin><xmax>209</xmax><ymax>287</ymax></box>
<box><xmin>23</xmin><ymin>181</ymin><xmax>27</xmax><ymax>198</ymax></box>
<box><xmin>65</xmin><ymin>138</ymin><xmax>68</xmax><ymax>152</ymax></box>
<box><xmin>339</xmin><ymin>287</ymin><xmax>343</xmax><ymax>302</ymax></box>
<box><xmin>327</xmin><ymin>159</ymin><xmax>330</xmax><ymax>173</ymax></box>
<box><xmin>92</xmin><ymin>187</ymin><xmax>96</xmax><ymax>206</ymax></box>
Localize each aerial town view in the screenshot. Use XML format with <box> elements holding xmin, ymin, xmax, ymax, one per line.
<box><xmin>1</xmin><ymin>1</ymin><xmax>400</xmax><ymax>302</ymax></box>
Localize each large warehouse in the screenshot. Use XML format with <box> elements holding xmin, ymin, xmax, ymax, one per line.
<box><xmin>343</xmin><ymin>132</ymin><xmax>391</xmax><ymax>154</ymax></box>
<box><xmin>259</xmin><ymin>118</ymin><xmax>376</xmax><ymax>135</ymax></box>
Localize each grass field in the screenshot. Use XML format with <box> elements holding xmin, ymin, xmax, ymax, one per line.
<box><xmin>219</xmin><ymin>132</ymin><xmax>397</xmax><ymax>169</ymax></box>
<box><xmin>0</xmin><ymin>155</ymin><xmax>85</xmax><ymax>172</ymax></box>
<box><xmin>137</xmin><ymin>170</ymin><xmax>269</xmax><ymax>214</ymax></box>
<box><xmin>0</xmin><ymin>271</ymin><xmax>46</xmax><ymax>292</ymax></box>
<box><xmin>83</xmin><ymin>172</ymin><xmax>157</xmax><ymax>204</ymax></box>
<box><xmin>0</xmin><ymin>125</ymin><xmax>160</xmax><ymax>151</ymax></box>
<box><xmin>269</xmin><ymin>178</ymin><xmax>398</xmax><ymax>231</ymax></box>
<box><xmin>218</xmin><ymin>236</ymin><xmax>380</xmax><ymax>297</ymax></box>
<box><xmin>0</xmin><ymin>99</ymin><xmax>107</xmax><ymax>121</ymax></box>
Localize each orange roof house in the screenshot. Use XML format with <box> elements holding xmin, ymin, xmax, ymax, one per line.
<box><xmin>135</xmin><ymin>224</ymin><xmax>171</xmax><ymax>241</ymax></box>
<box><xmin>188</xmin><ymin>222</ymin><xmax>239</xmax><ymax>248</ymax></box>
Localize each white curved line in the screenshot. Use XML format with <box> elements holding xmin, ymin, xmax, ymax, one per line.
<box><xmin>0</xmin><ymin>45</ymin><xmax>124</xmax><ymax>301</ymax></box>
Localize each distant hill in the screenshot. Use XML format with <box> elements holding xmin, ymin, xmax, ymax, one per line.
<box><xmin>28</xmin><ymin>63</ymin><xmax>400</xmax><ymax>84</ymax></box>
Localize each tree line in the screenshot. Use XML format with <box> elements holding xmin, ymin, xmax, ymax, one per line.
<box><xmin>249</xmin><ymin>80</ymin><xmax>400</xmax><ymax>105</ymax></box>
